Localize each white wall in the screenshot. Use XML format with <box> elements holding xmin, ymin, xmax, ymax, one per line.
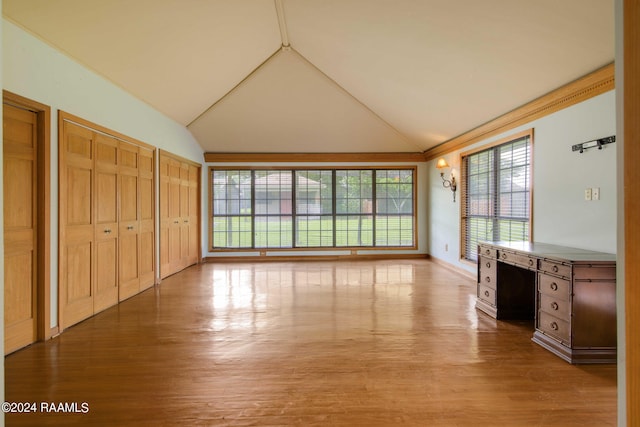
<box><xmin>428</xmin><ymin>90</ymin><xmax>617</xmax><ymax>275</ymax></box>
<box><xmin>2</xmin><ymin>19</ymin><xmax>204</xmax><ymax>329</ymax></box>
<box><xmin>205</xmin><ymin>162</ymin><xmax>428</xmax><ymax>258</ymax></box>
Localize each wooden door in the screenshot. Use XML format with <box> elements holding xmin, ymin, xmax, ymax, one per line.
<box><xmin>187</xmin><ymin>164</ymin><xmax>200</xmax><ymax>266</ymax></box>
<box><xmin>168</xmin><ymin>158</ymin><xmax>182</xmax><ymax>274</ymax></box>
<box><xmin>60</xmin><ymin>121</ymin><xmax>95</xmax><ymax>328</ymax></box>
<box><xmin>118</xmin><ymin>142</ymin><xmax>140</xmax><ymax>301</ymax></box>
<box><xmin>159</xmin><ymin>151</ymin><xmax>200</xmax><ymax>278</ymax></box>
<box><xmin>159</xmin><ymin>156</ymin><xmax>171</xmax><ymax>278</ymax></box>
<box><xmin>94</xmin><ymin>133</ymin><xmax>119</xmax><ymax>313</ymax></box>
<box><xmin>179</xmin><ymin>162</ymin><xmax>190</xmax><ymax>269</ymax></box>
<box><xmin>139</xmin><ymin>146</ymin><xmax>155</xmax><ymax>290</ymax></box>
<box><xmin>3</xmin><ymin>104</ymin><xmax>38</xmax><ymax>353</ymax></box>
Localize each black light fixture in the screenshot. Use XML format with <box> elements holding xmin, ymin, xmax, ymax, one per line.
<box><xmin>436</xmin><ymin>158</ymin><xmax>457</xmax><ymax>202</ymax></box>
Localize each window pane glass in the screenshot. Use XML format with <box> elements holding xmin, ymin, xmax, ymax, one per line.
<box><xmin>212</xmin><ymin>216</ymin><xmax>252</xmax><ymax>248</ymax></box>
<box><xmin>335</xmin><ymin>215</ymin><xmax>373</xmax><ymax>246</ymax></box>
<box><xmin>376</xmin><ymin>215</ymin><xmax>414</xmax><ymax>246</ymax></box>
<box><xmin>376</xmin><ymin>169</ymin><xmax>414</xmax><ymax>215</ymax></box>
<box><xmin>254</xmin><ymin>216</ymin><xmax>293</xmax><ymax>248</ymax></box>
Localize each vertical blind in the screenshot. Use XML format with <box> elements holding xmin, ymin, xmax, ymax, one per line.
<box><xmin>461</xmin><ymin>134</ymin><xmax>531</xmax><ymax>261</ymax></box>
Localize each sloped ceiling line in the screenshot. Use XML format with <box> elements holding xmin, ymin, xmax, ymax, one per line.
<box><xmin>186</xmin><ymin>47</ymin><xmax>282</xmax><ymax>128</ymax></box>
<box><xmin>289</xmin><ymin>48</ymin><xmax>420</xmax><ymax>150</ymax></box>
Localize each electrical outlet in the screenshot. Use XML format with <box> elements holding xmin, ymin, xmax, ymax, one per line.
<box><xmin>592</xmin><ymin>187</ymin><xmax>600</xmax><ymax>200</ymax></box>
<box><xmin>585</xmin><ymin>188</ymin><xmax>592</xmax><ymax>201</ymax></box>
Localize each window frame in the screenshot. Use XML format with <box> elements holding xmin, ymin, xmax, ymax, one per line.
<box><xmin>209</xmin><ymin>166</ymin><xmax>418</xmax><ymax>252</ymax></box>
<box><xmin>460</xmin><ymin>129</ymin><xmax>534</xmax><ymax>263</ymax></box>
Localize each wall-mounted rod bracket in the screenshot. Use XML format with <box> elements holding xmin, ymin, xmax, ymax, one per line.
<box><xmin>572</xmin><ymin>135</ymin><xmax>615</xmax><ymax>153</ymax></box>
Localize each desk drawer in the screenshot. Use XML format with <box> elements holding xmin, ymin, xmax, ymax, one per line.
<box><xmin>479</xmin><ymin>245</ymin><xmax>497</xmax><ymax>259</ymax></box>
<box><xmin>573</xmin><ymin>265</ymin><xmax>616</xmax><ymax>281</ymax></box>
<box><xmin>478</xmin><ymin>283</ymin><xmax>496</xmax><ymax>306</ymax></box>
<box><xmin>539</xmin><ymin>293</ymin><xmax>570</xmax><ymax>321</ymax></box>
<box><xmin>538</xmin><ymin>311</ymin><xmax>570</xmax><ymax>343</ymax></box>
<box><xmin>478</xmin><ymin>256</ymin><xmax>496</xmax><ymax>290</ymax></box>
<box><xmin>499</xmin><ymin>250</ymin><xmax>537</xmax><ymax>269</ymax></box>
<box><xmin>539</xmin><ymin>259</ymin><xmax>571</xmax><ymax>278</ymax></box>
<box><xmin>538</xmin><ymin>274</ymin><xmax>570</xmax><ymax>301</ymax></box>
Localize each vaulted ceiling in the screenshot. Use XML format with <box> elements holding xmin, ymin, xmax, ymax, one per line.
<box><xmin>3</xmin><ymin>0</ymin><xmax>614</xmax><ymax>153</ymax></box>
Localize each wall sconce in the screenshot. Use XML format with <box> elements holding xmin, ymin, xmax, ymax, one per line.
<box><xmin>436</xmin><ymin>158</ymin><xmax>457</xmax><ymax>202</ymax></box>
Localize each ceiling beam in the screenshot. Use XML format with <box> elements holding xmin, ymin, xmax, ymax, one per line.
<box><xmin>275</xmin><ymin>0</ymin><xmax>290</xmax><ymax>48</ymax></box>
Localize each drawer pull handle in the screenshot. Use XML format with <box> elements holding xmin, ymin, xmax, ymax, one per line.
<box><xmin>484</xmin><ymin>290</ymin><xmax>490</xmax><ymax>297</ymax></box>
<box><xmin>551</xmin><ymin>322</ymin><xmax>559</xmax><ymax>331</ymax></box>
<box><xmin>529</xmin><ymin>259</ymin><xmax>534</xmax><ymax>266</ymax></box>
<box><xmin>127</xmin><ymin>225</ymin><xmax>134</xmax><ymax>230</ymax></box>
<box><xmin>552</xmin><ymin>265</ymin><xmax>559</xmax><ymax>273</ymax></box>
<box><xmin>551</xmin><ymin>302</ymin><xmax>559</xmax><ymax>310</ymax></box>
<box><xmin>501</xmin><ymin>253</ymin><xmax>507</xmax><ymax>260</ymax></box>
<box><xmin>485</xmin><ymin>249</ymin><xmax>490</xmax><ymax>255</ymax></box>
<box><xmin>104</xmin><ymin>229</ymin><xmax>111</xmax><ymax>234</ymax></box>
<box><xmin>486</xmin><ymin>262</ymin><xmax>491</xmax><ymax>268</ymax></box>
<box><xmin>485</xmin><ymin>277</ymin><xmax>491</xmax><ymax>283</ymax></box>
<box><xmin>550</xmin><ymin>282</ymin><xmax>558</xmax><ymax>291</ymax></box>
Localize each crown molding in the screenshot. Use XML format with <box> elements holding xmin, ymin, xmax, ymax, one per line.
<box><xmin>204</xmin><ymin>152</ymin><xmax>426</xmax><ymax>163</ymax></box>
<box><xmin>424</xmin><ymin>63</ymin><xmax>615</xmax><ymax>161</ymax></box>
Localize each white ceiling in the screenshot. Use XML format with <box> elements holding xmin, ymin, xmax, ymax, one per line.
<box><xmin>3</xmin><ymin>0</ymin><xmax>614</xmax><ymax>153</ymax></box>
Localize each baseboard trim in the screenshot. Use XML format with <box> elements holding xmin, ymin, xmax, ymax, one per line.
<box><xmin>427</xmin><ymin>255</ymin><xmax>476</xmax><ymax>280</ymax></box>
<box><xmin>204</xmin><ymin>253</ymin><xmax>429</xmax><ymax>263</ymax></box>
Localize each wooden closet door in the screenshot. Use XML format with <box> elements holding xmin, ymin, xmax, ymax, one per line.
<box><xmin>179</xmin><ymin>162</ymin><xmax>190</xmax><ymax>269</ymax></box>
<box><xmin>168</xmin><ymin>158</ymin><xmax>182</xmax><ymax>274</ymax></box>
<box><xmin>186</xmin><ymin>164</ymin><xmax>200</xmax><ymax>266</ymax></box>
<box><xmin>139</xmin><ymin>146</ymin><xmax>155</xmax><ymax>290</ymax></box>
<box><xmin>60</xmin><ymin>121</ymin><xmax>94</xmax><ymax>328</ymax></box>
<box><xmin>118</xmin><ymin>142</ymin><xmax>140</xmax><ymax>301</ymax></box>
<box><xmin>3</xmin><ymin>104</ymin><xmax>38</xmax><ymax>353</ymax></box>
<box><xmin>94</xmin><ymin>133</ymin><xmax>119</xmax><ymax>313</ymax></box>
<box><xmin>159</xmin><ymin>156</ymin><xmax>171</xmax><ymax>278</ymax></box>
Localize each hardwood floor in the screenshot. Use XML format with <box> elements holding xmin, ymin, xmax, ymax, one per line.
<box><xmin>5</xmin><ymin>259</ymin><xmax>616</xmax><ymax>426</ymax></box>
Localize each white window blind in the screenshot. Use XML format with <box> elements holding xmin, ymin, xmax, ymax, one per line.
<box><xmin>461</xmin><ymin>134</ymin><xmax>531</xmax><ymax>261</ymax></box>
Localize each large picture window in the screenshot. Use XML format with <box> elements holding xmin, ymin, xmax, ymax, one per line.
<box><xmin>210</xmin><ymin>168</ymin><xmax>416</xmax><ymax>250</ymax></box>
<box><xmin>461</xmin><ymin>130</ymin><xmax>532</xmax><ymax>262</ymax></box>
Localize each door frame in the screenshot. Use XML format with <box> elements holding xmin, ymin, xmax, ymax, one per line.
<box><xmin>3</xmin><ymin>90</ymin><xmax>53</xmax><ymax>342</ymax></box>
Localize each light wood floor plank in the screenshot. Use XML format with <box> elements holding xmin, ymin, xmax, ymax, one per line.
<box><xmin>5</xmin><ymin>260</ymin><xmax>616</xmax><ymax>426</ymax></box>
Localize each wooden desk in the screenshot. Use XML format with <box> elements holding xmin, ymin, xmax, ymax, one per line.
<box><xmin>476</xmin><ymin>241</ymin><xmax>617</xmax><ymax>364</ymax></box>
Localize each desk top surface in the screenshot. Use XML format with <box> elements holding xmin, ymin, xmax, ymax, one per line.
<box><xmin>480</xmin><ymin>241</ymin><xmax>616</xmax><ymax>262</ymax></box>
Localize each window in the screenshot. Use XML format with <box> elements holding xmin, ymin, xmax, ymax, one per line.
<box><xmin>461</xmin><ymin>130</ymin><xmax>532</xmax><ymax>262</ymax></box>
<box><xmin>210</xmin><ymin>168</ymin><xmax>416</xmax><ymax>250</ymax></box>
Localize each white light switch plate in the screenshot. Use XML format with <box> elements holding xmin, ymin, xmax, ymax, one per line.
<box><xmin>592</xmin><ymin>187</ymin><xmax>600</xmax><ymax>200</ymax></box>
<box><xmin>585</xmin><ymin>188</ymin><xmax>592</xmax><ymax>201</ymax></box>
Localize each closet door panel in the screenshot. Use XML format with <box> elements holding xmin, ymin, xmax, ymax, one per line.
<box><xmin>187</xmin><ymin>164</ymin><xmax>200</xmax><ymax>265</ymax></box>
<box><xmin>139</xmin><ymin>147</ymin><xmax>155</xmax><ymax>290</ymax></box>
<box><xmin>60</xmin><ymin>121</ymin><xmax>94</xmax><ymax>328</ymax></box>
<box><xmin>94</xmin><ymin>134</ymin><xmax>119</xmax><ymax>312</ymax></box>
<box><xmin>118</xmin><ymin>143</ymin><xmax>140</xmax><ymax>301</ymax></box>
<box><xmin>159</xmin><ymin>157</ymin><xmax>171</xmax><ymax>278</ymax></box>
